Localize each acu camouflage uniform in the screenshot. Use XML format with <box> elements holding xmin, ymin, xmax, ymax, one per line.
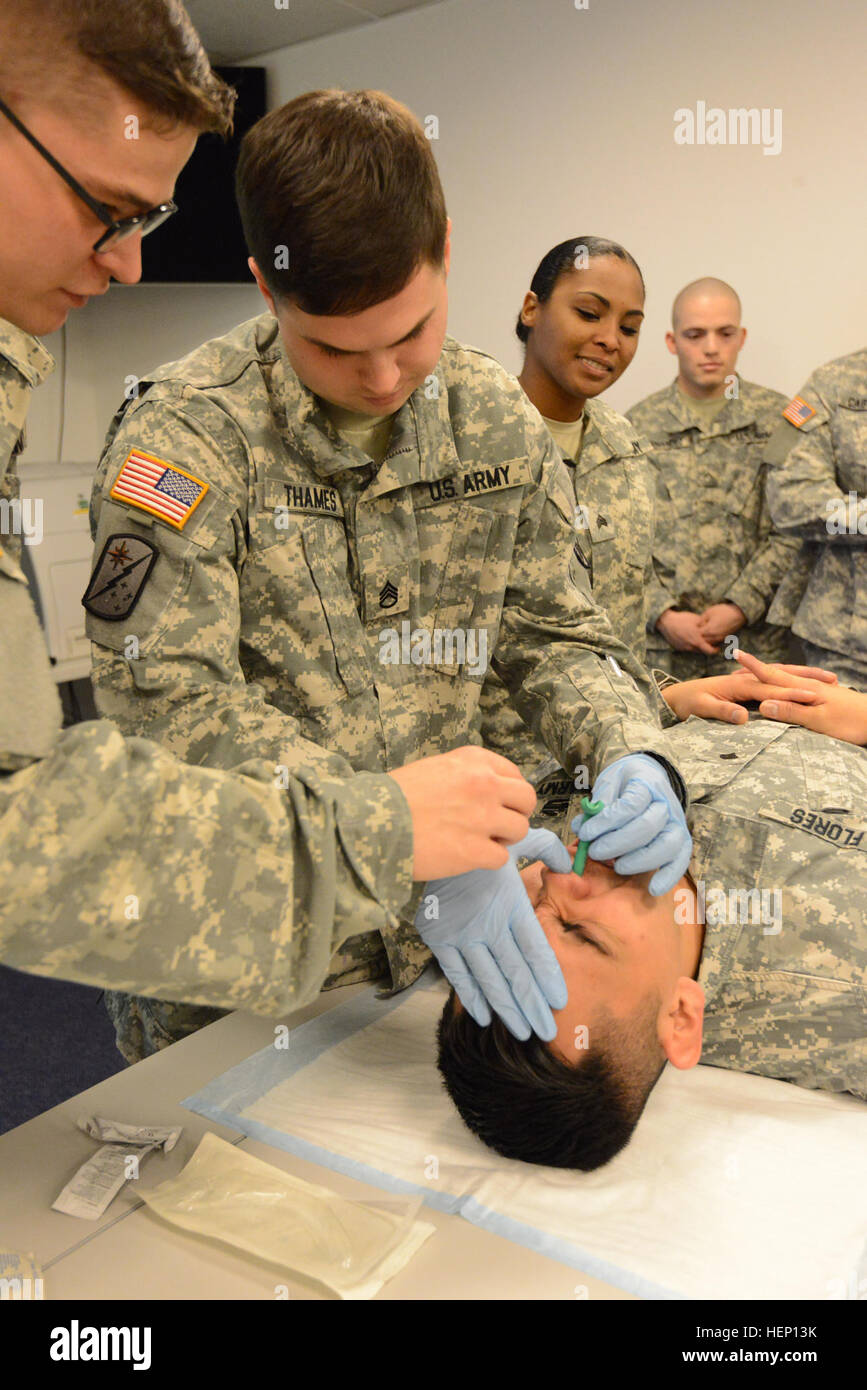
<box><xmin>478</xmin><ymin>393</ymin><xmax>665</xmax><ymax>832</ymax></box>
<box><xmin>627</xmin><ymin>377</ymin><xmax>799</xmax><ymax>680</ymax></box>
<box><xmin>765</xmin><ymin>349</ymin><xmax>867</xmax><ymax>691</ymax></box>
<box><xmin>655</xmin><ymin>715</ymin><xmax>867</xmax><ymax>1099</ymax></box>
<box><xmin>86</xmin><ymin>313</ymin><xmax>685</xmax><ymax>1061</ymax></box>
<box><xmin>0</xmin><ymin>315</ymin><xmax>415</xmax><ymax>1032</ymax></box>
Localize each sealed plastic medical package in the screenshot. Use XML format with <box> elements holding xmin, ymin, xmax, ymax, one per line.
<box><xmin>140</xmin><ymin>1131</ymin><xmax>435</xmax><ymax>1299</ymax></box>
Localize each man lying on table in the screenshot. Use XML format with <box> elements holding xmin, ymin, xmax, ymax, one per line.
<box><xmin>437</xmin><ymin>655</ymin><xmax>867</xmax><ymax>1170</ymax></box>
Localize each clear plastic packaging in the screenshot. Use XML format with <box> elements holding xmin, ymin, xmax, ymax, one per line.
<box><xmin>140</xmin><ymin>1132</ymin><xmax>434</xmax><ymax>1299</ymax></box>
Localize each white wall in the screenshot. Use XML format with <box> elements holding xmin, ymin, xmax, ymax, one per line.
<box><xmin>24</xmin><ymin>286</ymin><xmax>263</xmax><ymax>466</ymax></box>
<box><xmin>24</xmin><ymin>0</ymin><xmax>867</xmax><ymax>467</ymax></box>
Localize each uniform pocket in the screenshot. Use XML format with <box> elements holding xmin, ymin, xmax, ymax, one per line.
<box><xmin>831</xmin><ymin>406</ymin><xmax>867</xmax><ymax>492</ymax></box>
<box><xmin>664</xmin><ymin>716</ymin><xmax>790</xmax><ymax>798</ymax></box>
<box><xmin>797</xmin><ymin>732</ymin><xmax>857</xmax><ymax>812</ymax></box>
<box><xmin>301</xmin><ymin>524</ymin><xmax>370</xmax><ymax>698</ymax></box>
<box><xmin>243</xmin><ymin>508</ymin><xmax>370</xmax><ymax>705</ymax></box>
<box><xmin>431</xmin><ymin>503</ymin><xmax>495</xmax><ymax>675</ymax></box>
<box><xmin>434</xmin><ymin>503</ymin><xmax>494</xmax><ymax>628</ymax></box>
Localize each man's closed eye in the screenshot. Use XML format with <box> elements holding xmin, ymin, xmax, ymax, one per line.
<box><xmin>561</xmin><ymin>920</ymin><xmax>607</xmax><ymax>953</ymax></box>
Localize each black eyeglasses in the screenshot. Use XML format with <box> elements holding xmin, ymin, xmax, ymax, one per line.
<box><xmin>0</xmin><ymin>95</ymin><xmax>177</xmax><ymax>253</ymax></box>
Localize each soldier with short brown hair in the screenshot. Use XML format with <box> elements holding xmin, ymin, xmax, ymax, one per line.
<box><xmin>87</xmin><ymin>89</ymin><xmax>693</xmax><ymax>1062</ymax></box>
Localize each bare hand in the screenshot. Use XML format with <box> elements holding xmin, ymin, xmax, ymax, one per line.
<box><xmin>388</xmin><ymin>746</ymin><xmax>536</xmax><ymax>879</ymax></box>
<box><xmin>662</xmin><ymin>672</ymin><xmax>756</xmax><ymax>724</ymax></box>
<box><xmin>733</xmin><ymin>652</ymin><xmax>867</xmax><ymax>745</ymax></box>
<box><xmin>656</xmin><ymin>608</ymin><xmax>720</xmax><ymax>654</ymax></box>
<box><xmin>663</xmin><ymin>649</ymin><xmax>830</xmax><ymax>724</ymax></box>
<box><xmin>698</xmin><ymin>602</ymin><xmax>746</xmax><ymax>643</ymax></box>
<box><xmin>734</xmin><ymin>650</ymin><xmax>838</xmax><ymax>685</ymax></box>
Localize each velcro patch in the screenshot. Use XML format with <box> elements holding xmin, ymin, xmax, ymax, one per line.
<box><xmin>536</xmin><ymin>773</ymin><xmax>574</xmax><ymax>820</ymax></box>
<box><xmin>781</xmin><ymin>396</ymin><xmax>817</xmax><ymax>429</ymax></box>
<box><xmin>281</xmin><ymin>481</ymin><xmax>345</xmax><ymax>518</ymax></box>
<box><xmin>110</xmin><ymin>449</ymin><xmax>208</xmax><ymax>530</ymax></box>
<box><xmin>759</xmin><ymin>803</ymin><xmax>866</xmax><ymax>850</ymax></box>
<box><xmin>82</xmin><ymin>534</ymin><xmax>158</xmax><ymax>620</ymax></box>
<box><xmin>415</xmin><ymin>458</ymin><xmax>531</xmax><ymax>507</ymax></box>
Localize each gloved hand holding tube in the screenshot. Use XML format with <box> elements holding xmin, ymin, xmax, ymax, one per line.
<box><xmin>414</xmin><ymin>828</ymin><xmax>573</xmax><ymax>1042</ymax></box>
<box><xmin>572</xmin><ymin>752</ymin><xmax>692</xmax><ymax>896</ymax></box>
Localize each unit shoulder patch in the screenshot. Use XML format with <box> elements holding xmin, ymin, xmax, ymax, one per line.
<box><xmin>82</xmin><ymin>534</ymin><xmax>158</xmax><ymax>620</ymax></box>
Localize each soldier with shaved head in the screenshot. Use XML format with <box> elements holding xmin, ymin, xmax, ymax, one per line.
<box><xmin>627</xmin><ymin>279</ymin><xmax>800</xmax><ymax>680</ymax></box>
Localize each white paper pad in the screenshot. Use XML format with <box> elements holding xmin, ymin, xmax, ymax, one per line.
<box><xmin>184</xmin><ymin>975</ymin><xmax>867</xmax><ymax>1299</ymax></box>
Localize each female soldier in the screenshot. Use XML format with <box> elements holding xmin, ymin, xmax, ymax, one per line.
<box><xmin>515</xmin><ymin>235</ymin><xmax>654</xmax><ymax>659</ymax></box>
<box><xmin>479</xmin><ymin>236</ymin><xmax>657</xmax><ymax>779</ymax></box>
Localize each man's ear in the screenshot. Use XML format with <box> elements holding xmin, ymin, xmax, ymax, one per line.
<box><xmin>658</xmin><ymin>977</ymin><xmax>704</xmax><ymax>1070</ymax></box>
<box><xmin>664</xmin><ymin>330</ymin><xmax>678</xmax><ymax>356</ymax></box>
<box><xmin>248</xmin><ymin>257</ymin><xmax>277</xmax><ymax>316</ymax></box>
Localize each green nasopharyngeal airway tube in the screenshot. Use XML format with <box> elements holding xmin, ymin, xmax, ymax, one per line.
<box><xmin>571</xmin><ymin>797</ymin><xmax>605</xmax><ymax>875</ymax></box>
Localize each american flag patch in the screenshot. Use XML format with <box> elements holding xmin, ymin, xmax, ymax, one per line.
<box><xmin>782</xmin><ymin>396</ymin><xmax>816</xmax><ymax>428</ymax></box>
<box><xmin>110</xmin><ymin>449</ymin><xmax>209</xmax><ymax>530</ymax></box>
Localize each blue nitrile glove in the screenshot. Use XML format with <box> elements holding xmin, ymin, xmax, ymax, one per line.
<box><xmin>414</xmin><ymin>828</ymin><xmax>573</xmax><ymax>1041</ymax></box>
<box><xmin>572</xmin><ymin>753</ymin><xmax>691</xmax><ymax>896</ymax></box>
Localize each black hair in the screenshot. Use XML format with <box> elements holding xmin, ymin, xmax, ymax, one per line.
<box><xmin>515</xmin><ymin>236</ymin><xmax>645</xmax><ymax>344</ymax></box>
<box><xmin>436</xmin><ymin>988</ymin><xmax>665</xmax><ymax>1170</ymax></box>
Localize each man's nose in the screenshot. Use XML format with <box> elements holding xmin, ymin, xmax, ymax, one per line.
<box><xmin>360</xmin><ymin>353</ymin><xmax>400</xmax><ymax>395</ymax></box>
<box><xmin>95</xmin><ymin>232</ymin><xmax>143</xmax><ymax>285</ymax></box>
<box><xmin>543</xmin><ymin>863</ymin><xmax>597</xmax><ymax>899</ymax></box>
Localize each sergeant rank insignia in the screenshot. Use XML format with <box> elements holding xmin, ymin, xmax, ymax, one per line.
<box><xmin>82</xmin><ymin>534</ymin><xmax>158</xmax><ymax>620</ymax></box>
<box><xmin>379</xmin><ymin>579</ymin><xmax>399</xmax><ymax>609</ymax></box>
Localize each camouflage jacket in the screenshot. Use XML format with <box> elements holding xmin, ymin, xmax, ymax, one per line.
<box><xmin>0</xmin><ymin>316</ymin><xmax>415</xmax><ymax>1013</ymax></box>
<box><xmin>477</xmin><ymin>393</ymin><xmax>659</xmax><ymax>782</ymax></box>
<box><xmin>564</xmin><ymin>395</ymin><xmax>656</xmax><ymax>663</ymax></box>
<box><xmin>86</xmin><ymin>314</ymin><xmax>685</xmax><ymax>994</ymax></box>
<box><xmin>661</xmin><ymin>715</ymin><xmax>866</xmax><ymax>1099</ymax></box>
<box><xmin>0</xmin><ymin>316</ymin><xmax>63</xmax><ymax>769</ymax></box>
<box><xmin>764</xmin><ymin>348</ymin><xmax>867</xmax><ymax>664</ymax></box>
<box><xmin>627</xmin><ymin>377</ymin><xmax>800</xmax><ymax>662</ymax></box>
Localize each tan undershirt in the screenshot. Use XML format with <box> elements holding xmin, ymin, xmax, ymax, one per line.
<box><xmin>676</xmin><ymin>383</ymin><xmax>729</xmax><ymax>424</ymax></box>
<box><xmin>321</xmin><ymin>400</ymin><xmax>395</xmax><ymax>466</ymax></box>
<box><xmin>541</xmin><ymin>412</ymin><xmax>587</xmax><ymax>462</ymax></box>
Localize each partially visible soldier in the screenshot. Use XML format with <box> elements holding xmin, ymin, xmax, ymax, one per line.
<box><xmin>764</xmin><ymin>348</ymin><xmax>867</xmax><ymax>690</ymax></box>
<box><xmin>0</xmin><ymin>0</ymin><xmax>542</xmax><ymax>1019</ymax></box>
<box><xmin>628</xmin><ymin>278</ymin><xmax>799</xmax><ymax>680</ymax></box>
